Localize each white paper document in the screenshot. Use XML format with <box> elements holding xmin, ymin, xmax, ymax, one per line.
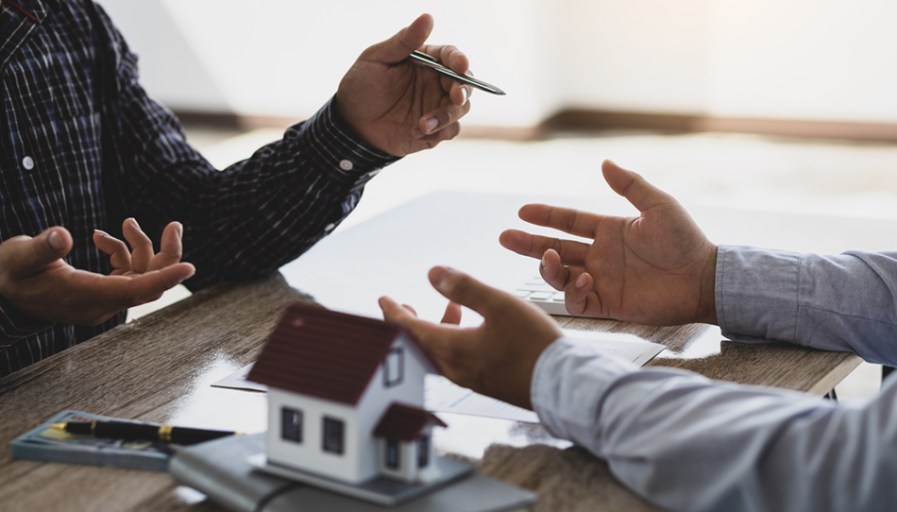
<box><xmin>213</xmin><ymin>335</ymin><xmax>664</xmax><ymax>424</ymax></box>
<box><xmin>424</xmin><ymin>334</ymin><xmax>665</xmax><ymax>423</ymax></box>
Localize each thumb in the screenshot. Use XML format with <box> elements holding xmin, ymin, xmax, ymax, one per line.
<box><xmin>7</xmin><ymin>227</ymin><xmax>73</xmax><ymax>279</ymax></box>
<box><xmin>362</xmin><ymin>13</ymin><xmax>434</xmax><ymax>64</ymax></box>
<box><xmin>379</xmin><ymin>295</ymin><xmax>417</xmax><ymax>326</ymax></box>
<box><xmin>378</xmin><ymin>295</ymin><xmax>433</xmax><ymax>344</ymax></box>
<box><xmin>602</xmin><ymin>160</ymin><xmax>675</xmax><ymax>213</ymax></box>
<box><xmin>428</xmin><ymin>266</ymin><xmax>504</xmax><ymax>317</ymax></box>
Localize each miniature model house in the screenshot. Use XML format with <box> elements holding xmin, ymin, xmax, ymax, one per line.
<box><xmin>248</xmin><ymin>302</ymin><xmax>446</xmax><ymax>485</ymax></box>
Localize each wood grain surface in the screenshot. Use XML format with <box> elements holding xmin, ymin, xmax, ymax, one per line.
<box><xmin>0</xmin><ymin>273</ymin><xmax>859</xmax><ymax>512</ymax></box>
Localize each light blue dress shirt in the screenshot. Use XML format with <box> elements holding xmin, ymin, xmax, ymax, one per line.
<box><xmin>531</xmin><ymin>245</ymin><xmax>897</xmax><ymax>512</ymax></box>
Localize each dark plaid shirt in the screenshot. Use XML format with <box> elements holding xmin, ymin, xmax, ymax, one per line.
<box><xmin>0</xmin><ymin>0</ymin><xmax>397</xmax><ymax>376</ymax></box>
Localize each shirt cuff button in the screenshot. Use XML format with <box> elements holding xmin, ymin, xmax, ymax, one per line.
<box><xmin>339</xmin><ymin>159</ymin><xmax>354</xmax><ymax>172</ymax></box>
<box><xmin>22</xmin><ymin>156</ymin><xmax>34</xmax><ymax>170</ymax></box>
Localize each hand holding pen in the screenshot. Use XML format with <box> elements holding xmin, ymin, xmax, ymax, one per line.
<box><xmin>336</xmin><ymin>14</ymin><xmax>503</xmax><ymax>157</ymax></box>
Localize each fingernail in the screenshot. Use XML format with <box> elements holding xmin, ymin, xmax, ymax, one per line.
<box><xmin>424</xmin><ymin>117</ymin><xmax>438</xmax><ymax>134</ymax></box>
<box><xmin>175</xmin><ymin>222</ymin><xmax>183</xmax><ymax>240</ymax></box>
<box><xmin>128</xmin><ymin>217</ymin><xmax>140</xmax><ymax>229</ymax></box>
<box><xmin>460</xmin><ymin>87</ymin><xmax>469</xmax><ymax>105</ymax></box>
<box><xmin>431</xmin><ymin>267</ymin><xmax>455</xmax><ymax>293</ymax></box>
<box><xmin>540</xmin><ymin>253</ymin><xmax>548</xmax><ymax>268</ymax></box>
<box><xmin>575</xmin><ymin>273</ymin><xmax>590</xmax><ymax>289</ymax></box>
<box><xmin>94</xmin><ymin>229</ymin><xmax>109</xmax><ymax>238</ymax></box>
<box><xmin>48</xmin><ymin>230</ymin><xmax>65</xmax><ymax>251</ymax></box>
<box><xmin>432</xmin><ymin>267</ymin><xmax>447</xmax><ymax>290</ymax></box>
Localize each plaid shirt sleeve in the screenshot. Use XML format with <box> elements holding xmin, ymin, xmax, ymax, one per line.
<box><xmin>94</xmin><ymin>6</ymin><xmax>399</xmax><ymax>290</ymax></box>
<box><xmin>0</xmin><ymin>299</ymin><xmax>51</xmax><ymax>345</ymax></box>
<box><xmin>0</xmin><ymin>1</ymin><xmax>399</xmax><ymax>374</ymax></box>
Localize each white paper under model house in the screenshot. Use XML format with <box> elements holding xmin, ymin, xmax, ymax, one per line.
<box><xmin>247</xmin><ymin>302</ymin><xmax>448</xmax><ymax>485</ymax></box>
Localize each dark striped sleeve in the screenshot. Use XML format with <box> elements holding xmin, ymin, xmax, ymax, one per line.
<box><xmin>0</xmin><ymin>299</ymin><xmax>51</xmax><ymax>345</ymax></box>
<box><xmin>95</xmin><ymin>9</ymin><xmax>399</xmax><ymax>290</ymax></box>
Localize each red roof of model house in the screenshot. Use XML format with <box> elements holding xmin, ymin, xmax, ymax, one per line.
<box><xmin>373</xmin><ymin>403</ymin><xmax>447</xmax><ymax>441</ymax></box>
<box><xmin>247</xmin><ymin>302</ymin><xmax>436</xmax><ymax>405</ymax></box>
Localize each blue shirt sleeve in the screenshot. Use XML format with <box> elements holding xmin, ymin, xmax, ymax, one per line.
<box><xmin>716</xmin><ymin>246</ymin><xmax>897</xmax><ymax>365</ymax></box>
<box><xmin>531</xmin><ymin>338</ymin><xmax>897</xmax><ymax>512</ymax></box>
<box><xmin>531</xmin><ymin>245</ymin><xmax>897</xmax><ymax>511</ymax></box>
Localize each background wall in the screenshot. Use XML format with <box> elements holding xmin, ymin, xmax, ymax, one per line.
<box><xmin>100</xmin><ymin>0</ymin><xmax>897</xmax><ymax>128</ymax></box>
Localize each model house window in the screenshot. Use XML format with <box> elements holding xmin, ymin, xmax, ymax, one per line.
<box><xmin>385</xmin><ymin>439</ymin><xmax>401</xmax><ymax>469</ymax></box>
<box><xmin>383</xmin><ymin>347</ymin><xmax>404</xmax><ymax>387</ymax></box>
<box><xmin>417</xmin><ymin>434</ymin><xmax>430</xmax><ymax>468</ymax></box>
<box><xmin>322</xmin><ymin>416</ymin><xmax>345</xmax><ymax>455</ymax></box>
<box><xmin>281</xmin><ymin>407</ymin><xmax>303</xmax><ymax>444</ymax></box>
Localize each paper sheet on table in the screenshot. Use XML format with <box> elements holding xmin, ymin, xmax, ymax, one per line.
<box><xmin>212</xmin><ymin>335</ymin><xmax>664</xmax><ymax>424</ymax></box>
<box><xmin>425</xmin><ymin>335</ymin><xmax>665</xmax><ymax>423</ymax></box>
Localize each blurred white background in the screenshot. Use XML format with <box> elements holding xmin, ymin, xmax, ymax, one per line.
<box><xmin>102</xmin><ymin>1</ymin><xmax>897</xmax><ymax>127</ymax></box>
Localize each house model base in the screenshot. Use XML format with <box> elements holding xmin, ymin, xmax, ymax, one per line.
<box><xmin>248</xmin><ymin>453</ymin><xmax>474</xmax><ymax>506</ymax></box>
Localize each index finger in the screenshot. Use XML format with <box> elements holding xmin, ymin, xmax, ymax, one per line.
<box><xmin>122</xmin><ymin>218</ymin><xmax>154</xmax><ymax>273</ymax></box>
<box><xmin>150</xmin><ymin>222</ymin><xmax>184</xmax><ymax>271</ymax></box>
<box><xmin>418</xmin><ymin>45</ymin><xmax>473</xmax><ymax>103</ymax></box>
<box><xmin>499</xmin><ymin>229</ymin><xmax>590</xmax><ymax>265</ymax></box>
<box><xmin>92</xmin><ymin>230</ymin><xmax>132</xmax><ymax>273</ymax></box>
<box><xmin>518</xmin><ymin>203</ymin><xmax>606</xmax><ymax>239</ymax></box>
<box><xmin>428</xmin><ymin>266</ymin><xmax>523</xmax><ymax>320</ymax></box>
<box><xmin>420</xmin><ymin>44</ymin><xmax>470</xmax><ymax>75</ymax></box>
<box><xmin>378</xmin><ymin>295</ymin><xmax>459</xmax><ymax>369</ymax></box>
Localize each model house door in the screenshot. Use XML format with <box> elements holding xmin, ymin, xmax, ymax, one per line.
<box><xmin>385</xmin><ymin>439</ymin><xmax>400</xmax><ymax>469</ymax></box>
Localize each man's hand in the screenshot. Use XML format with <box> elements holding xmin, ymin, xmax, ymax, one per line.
<box><xmin>500</xmin><ymin>160</ymin><xmax>719</xmax><ymax>326</ymax></box>
<box><xmin>0</xmin><ymin>220</ymin><xmax>195</xmax><ymax>326</ymax></box>
<box><xmin>336</xmin><ymin>14</ymin><xmax>472</xmax><ymax>156</ymax></box>
<box><xmin>379</xmin><ymin>266</ymin><xmax>562</xmax><ymax>410</ymax></box>
<box><xmin>93</xmin><ymin>218</ymin><xmax>185</xmax><ymax>276</ymax></box>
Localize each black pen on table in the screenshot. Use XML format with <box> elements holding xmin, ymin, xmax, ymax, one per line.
<box><xmin>407</xmin><ymin>50</ymin><xmax>506</xmax><ymax>96</ymax></box>
<box><xmin>50</xmin><ymin>420</ymin><xmax>239</xmax><ymax>445</ymax></box>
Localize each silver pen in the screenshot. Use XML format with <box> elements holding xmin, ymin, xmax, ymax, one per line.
<box><xmin>408</xmin><ymin>50</ymin><xmax>506</xmax><ymax>96</ymax></box>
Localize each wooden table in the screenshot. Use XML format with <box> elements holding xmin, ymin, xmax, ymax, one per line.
<box><xmin>0</xmin><ymin>275</ymin><xmax>860</xmax><ymax>512</ymax></box>
<box><xmin>1</xmin><ymin>191</ymin><xmax>884</xmax><ymax>512</ymax></box>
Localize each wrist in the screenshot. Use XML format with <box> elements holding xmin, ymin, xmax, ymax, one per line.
<box><xmin>696</xmin><ymin>244</ymin><xmax>719</xmax><ymax>324</ymax></box>
<box><xmin>528</xmin><ymin>337</ymin><xmax>568</xmax><ymax>415</ymax></box>
<box><xmin>519</xmin><ymin>334</ymin><xmax>564</xmax><ymax>410</ymax></box>
<box><xmin>331</xmin><ymin>91</ymin><xmax>394</xmax><ymax>157</ymax></box>
<box><xmin>301</xmin><ymin>97</ymin><xmax>399</xmax><ymax>180</ymax></box>
<box><xmin>330</xmin><ymin>93</ymin><xmax>363</xmax><ymax>143</ymax></box>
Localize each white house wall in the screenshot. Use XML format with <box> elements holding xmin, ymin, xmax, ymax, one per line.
<box><xmin>266</xmin><ymin>389</ymin><xmax>364</xmax><ymax>483</ymax></box>
<box><xmin>262</xmin><ymin>338</ymin><xmax>430</xmax><ymax>483</ymax></box>
<box><xmin>357</xmin><ymin>338</ymin><xmax>428</xmax><ymax>423</ymax></box>
<box><xmin>355</xmin><ymin>337</ymin><xmax>429</xmax><ymax>479</ymax></box>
